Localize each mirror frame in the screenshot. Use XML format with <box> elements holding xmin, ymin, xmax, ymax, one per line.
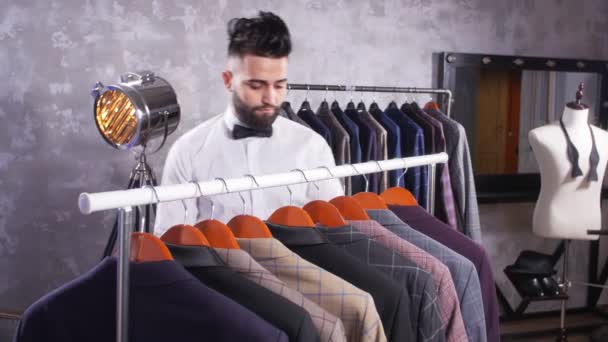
<box><xmin>437</xmin><ymin>52</ymin><xmax>608</xmax><ymax>203</ymax></box>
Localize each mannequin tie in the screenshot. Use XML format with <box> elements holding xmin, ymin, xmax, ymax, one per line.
<box><xmin>559</xmin><ymin>116</ymin><xmax>599</xmax><ymax>182</ymax></box>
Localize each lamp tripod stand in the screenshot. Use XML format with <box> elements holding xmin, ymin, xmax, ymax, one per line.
<box><xmin>101</xmin><ymin>151</ymin><xmax>158</xmax><ymax>258</ymax></box>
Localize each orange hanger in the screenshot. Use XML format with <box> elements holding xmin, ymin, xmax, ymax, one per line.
<box><xmin>379</xmin><ymin>167</ymin><xmax>418</xmax><ymax>206</ymax></box>
<box><xmin>380</xmin><ymin>188</ymin><xmax>418</xmax><ymax>206</ymax></box>
<box><xmin>267</xmin><ymin>176</ymin><xmax>316</xmax><ymax>227</ymax></box>
<box><xmin>348</xmin><ymin>162</ymin><xmax>388</xmax><ymax>210</ymax></box>
<box><xmin>226</xmin><ymin>175</ymin><xmax>273</xmax><ymax>238</ymax></box>
<box><xmin>228</xmin><ymin>215</ymin><xmax>273</xmax><ymax>238</ymax></box>
<box><xmin>424</xmin><ymin>101</ymin><xmax>440</xmax><ymax>111</ymax></box>
<box><xmin>303</xmin><ymin>200</ymin><xmax>347</xmax><ymax>227</ymax></box>
<box><xmin>329</xmin><ymin>196</ymin><xmax>370</xmax><ymax>220</ymax></box>
<box><xmin>160</xmin><ymin>224</ymin><xmax>210</xmax><ymax>246</ymax></box>
<box><xmin>191</xmin><ymin>177</ymin><xmax>240</xmax><ymax>249</ymax></box>
<box><xmin>195</xmin><ymin>219</ymin><xmax>241</xmax><ymax>249</ymax></box>
<box><xmin>268</xmin><ymin>206</ymin><xmax>315</xmax><ymax>227</ymax></box>
<box><xmin>352</xmin><ymin>192</ymin><xmax>389</xmax><ymax>209</ymax></box>
<box><xmin>130</xmin><ymin>232</ymin><xmax>174</xmax><ymax>262</ymax></box>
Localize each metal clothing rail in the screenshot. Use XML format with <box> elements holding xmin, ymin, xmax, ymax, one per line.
<box><xmin>79</xmin><ymin>152</ymin><xmax>448</xmax><ymax>342</ymax></box>
<box><xmin>286</xmin><ymin>83</ymin><xmax>453</xmax><ymax>117</ymax></box>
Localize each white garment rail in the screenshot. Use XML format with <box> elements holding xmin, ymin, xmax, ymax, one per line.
<box><xmin>79</xmin><ymin>152</ymin><xmax>447</xmax><ymax>214</ymax></box>
<box><xmin>79</xmin><ymin>152</ymin><xmax>447</xmax><ymax>342</ymax></box>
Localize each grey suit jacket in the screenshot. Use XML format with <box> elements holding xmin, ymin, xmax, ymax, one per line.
<box><xmin>426</xmin><ymin>109</ymin><xmax>482</xmax><ymax>243</ymax></box>
<box><xmin>360</xmin><ymin>110</ymin><xmax>389</xmax><ymax>193</ymax></box>
<box><xmin>367</xmin><ymin>209</ymin><xmax>487</xmax><ymax>342</ymax></box>
<box><xmin>317</xmin><ymin>105</ymin><xmax>351</xmax><ymax>194</ymax></box>
<box><xmin>280</xmin><ymin>102</ymin><xmax>312</xmax><ymax>129</ymax></box>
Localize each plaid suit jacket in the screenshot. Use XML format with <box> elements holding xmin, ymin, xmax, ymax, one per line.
<box><xmin>389</xmin><ymin>205</ymin><xmax>498</xmax><ymax>342</ymax></box>
<box><xmin>426</xmin><ymin>108</ymin><xmax>482</xmax><ymax>243</ymax></box>
<box><xmin>213</xmin><ymin>247</ymin><xmax>348</xmax><ymax>342</ymax></box>
<box><xmin>266</xmin><ymin>223</ymin><xmax>416</xmax><ymax>342</ymax></box>
<box><xmin>234</xmin><ymin>238</ymin><xmax>387</xmax><ymax>342</ymax></box>
<box><xmin>412</xmin><ymin>104</ymin><xmax>458</xmax><ymax>229</ymax></box>
<box><xmin>385</xmin><ymin>107</ymin><xmax>427</xmax><ymax>207</ymax></box>
<box><xmin>361</xmin><ymin>109</ymin><xmax>389</xmax><ymax>192</ymax></box>
<box><xmin>347</xmin><ymin>220</ymin><xmax>468</xmax><ymax>342</ymax></box>
<box><xmin>367</xmin><ymin>210</ymin><xmax>487</xmax><ymax>342</ymax></box>
<box><xmin>316</xmin><ymin>224</ymin><xmax>446</xmax><ymax>342</ymax></box>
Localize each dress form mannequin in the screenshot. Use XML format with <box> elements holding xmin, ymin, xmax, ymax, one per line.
<box><xmin>528</xmin><ymin>84</ymin><xmax>608</xmax><ymax>342</ymax></box>
<box><xmin>529</xmin><ymin>85</ymin><xmax>608</xmax><ymax>241</ymax></box>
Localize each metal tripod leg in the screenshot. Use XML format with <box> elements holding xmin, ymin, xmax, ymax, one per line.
<box><xmin>557</xmin><ymin>239</ymin><xmax>571</xmax><ymax>342</ymax></box>
<box><xmin>101</xmin><ymin>152</ymin><xmax>157</xmax><ymax>259</ymax></box>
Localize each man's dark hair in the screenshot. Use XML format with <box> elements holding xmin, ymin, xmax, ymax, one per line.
<box><xmin>227</xmin><ymin>11</ymin><xmax>291</xmax><ymax>58</ymax></box>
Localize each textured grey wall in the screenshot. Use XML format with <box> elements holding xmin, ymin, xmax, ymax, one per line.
<box><xmin>1</xmin><ymin>0</ymin><xmax>608</xmax><ymax>339</ymax></box>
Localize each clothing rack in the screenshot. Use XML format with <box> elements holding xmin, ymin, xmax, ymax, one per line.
<box><xmin>79</xmin><ymin>152</ymin><xmax>448</xmax><ymax>342</ymax></box>
<box><xmin>286</xmin><ymin>83</ymin><xmax>453</xmax><ymax>118</ymax></box>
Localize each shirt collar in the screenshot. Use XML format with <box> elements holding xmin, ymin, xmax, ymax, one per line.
<box><xmin>165</xmin><ymin>243</ymin><xmax>226</xmax><ymax>268</ymax></box>
<box><xmin>97</xmin><ymin>257</ymin><xmax>194</xmax><ymax>287</ymax></box>
<box><xmin>315</xmin><ymin>224</ymin><xmax>369</xmax><ymax>244</ymax></box>
<box><xmin>265</xmin><ymin>222</ymin><xmax>329</xmax><ymax>246</ymax></box>
<box><xmin>236</xmin><ymin>237</ymin><xmax>295</xmax><ymax>259</ymax></box>
<box><xmin>366</xmin><ymin>209</ymin><xmax>405</xmax><ymax>226</ymax></box>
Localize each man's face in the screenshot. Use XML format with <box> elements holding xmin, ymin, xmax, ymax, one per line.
<box><xmin>223</xmin><ymin>54</ymin><xmax>288</xmax><ymax>130</ymax></box>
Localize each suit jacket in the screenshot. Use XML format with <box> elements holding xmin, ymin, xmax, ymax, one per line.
<box><xmin>266</xmin><ymin>223</ymin><xmax>415</xmax><ymax>342</ymax></box>
<box><xmin>367</xmin><ymin>210</ymin><xmax>487</xmax><ymax>342</ymax></box>
<box><xmin>167</xmin><ymin>244</ymin><xmax>320</xmax><ymax>342</ymax></box>
<box><xmin>14</xmin><ymin>257</ymin><xmax>288</xmax><ymax>342</ymax></box>
<box><xmin>213</xmin><ymin>247</ymin><xmax>347</xmax><ymax>342</ymax></box>
<box><xmin>298</xmin><ymin>107</ymin><xmax>333</xmax><ymax>146</ymax></box>
<box><xmin>385</xmin><ymin>106</ymin><xmax>428</xmax><ymax>207</ymax></box>
<box><xmin>347</xmin><ymin>220</ymin><xmax>468</xmax><ymax>342</ymax></box>
<box><xmin>411</xmin><ymin>103</ymin><xmax>458</xmax><ymax>229</ymax></box>
<box><xmin>281</xmin><ymin>102</ymin><xmax>311</xmax><ymax>128</ymax></box>
<box><xmin>236</xmin><ymin>237</ymin><xmax>387</xmax><ymax>342</ymax></box>
<box><xmin>332</xmin><ymin>103</ymin><xmax>365</xmax><ymax>194</ymax></box>
<box><xmin>345</xmin><ymin>108</ymin><xmax>378</xmax><ymax>193</ymax></box>
<box><xmin>361</xmin><ymin>109</ymin><xmax>389</xmax><ymax>192</ymax></box>
<box><xmin>402</xmin><ymin>103</ymin><xmax>435</xmax><ymax>153</ymax></box>
<box><xmin>388</xmin><ymin>205</ymin><xmax>498</xmax><ymax>342</ymax></box>
<box><xmin>369</xmin><ymin>107</ymin><xmax>403</xmax><ymax>188</ymax></box>
<box><xmin>318</xmin><ymin>103</ymin><xmax>352</xmax><ymax>194</ymax></box>
<box><xmin>425</xmin><ymin>108</ymin><xmax>482</xmax><ymax>243</ymax></box>
<box><xmin>316</xmin><ymin>225</ymin><xmax>446</xmax><ymax>342</ymax></box>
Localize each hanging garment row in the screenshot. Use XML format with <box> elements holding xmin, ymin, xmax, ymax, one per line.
<box><xmin>280</xmin><ymin>96</ymin><xmax>481</xmax><ymax>245</ymax></box>
<box><xmin>15</xmin><ymin>178</ymin><xmax>499</xmax><ymax>342</ymax></box>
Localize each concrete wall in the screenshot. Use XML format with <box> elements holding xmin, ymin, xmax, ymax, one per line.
<box><xmin>1</xmin><ymin>0</ymin><xmax>607</xmax><ymax>339</ymax></box>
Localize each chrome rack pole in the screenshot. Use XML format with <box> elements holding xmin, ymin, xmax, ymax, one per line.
<box><xmin>427</xmin><ymin>163</ymin><xmax>437</xmax><ymax>215</ymax></box>
<box><xmin>117</xmin><ymin>206</ymin><xmax>132</xmax><ymax>342</ymax></box>
<box><xmin>286</xmin><ymin>83</ymin><xmax>453</xmax><ymax>117</ymax></box>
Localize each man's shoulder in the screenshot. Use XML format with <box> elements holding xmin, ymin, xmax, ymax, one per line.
<box><xmin>170</xmin><ymin>113</ymin><xmax>224</xmax><ymax>152</ymax></box>
<box><xmin>275</xmin><ymin>115</ymin><xmax>327</xmax><ymax>146</ymax></box>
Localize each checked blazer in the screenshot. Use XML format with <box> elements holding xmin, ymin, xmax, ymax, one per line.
<box><xmin>213</xmin><ymin>247</ymin><xmax>348</xmax><ymax>342</ymax></box>
<box><xmin>235</xmin><ymin>238</ymin><xmax>387</xmax><ymax>342</ymax></box>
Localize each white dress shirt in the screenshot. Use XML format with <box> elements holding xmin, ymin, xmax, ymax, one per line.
<box><xmin>154</xmin><ymin>105</ymin><xmax>345</xmax><ymax>236</ymax></box>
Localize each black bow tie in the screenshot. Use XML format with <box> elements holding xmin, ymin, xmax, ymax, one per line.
<box><xmin>232</xmin><ymin>124</ymin><xmax>273</xmax><ymax>139</ymax></box>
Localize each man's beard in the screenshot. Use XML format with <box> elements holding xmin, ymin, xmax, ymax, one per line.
<box><xmin>232</xmin><ymin>93</ymin><xmax>279</xmax><ymax>130</ymax></box>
